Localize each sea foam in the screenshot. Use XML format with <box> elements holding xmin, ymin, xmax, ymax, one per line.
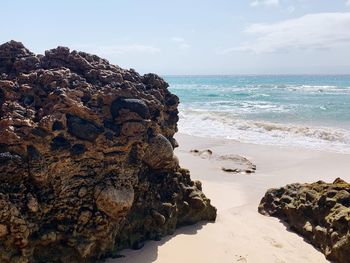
<box><xmin>166</xmin><ymin>75</ymin><xmax>350</xmax><ymax>153</ymax></box>
<box><xmin>178</xmin><ymin>110</ymin><xmax>350</xmax><ymax>153</ymax></box>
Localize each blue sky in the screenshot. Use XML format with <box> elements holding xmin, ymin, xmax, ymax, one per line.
<box><xmin>1</xmin><ymin>0</ymin><xmax>350</xmax><ymax>74</ymax></box>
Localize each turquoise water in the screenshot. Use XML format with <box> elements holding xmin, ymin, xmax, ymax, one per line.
<box><xmin>164</xmin><ymin>75</ymin><xmax>350</xmax><ymax>153</ymax></box>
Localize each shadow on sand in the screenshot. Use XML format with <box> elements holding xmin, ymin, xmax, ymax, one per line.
<box><xmin>277</xmin><ymin>219</ymin><xmax>333</xmax><ymax>262</ymax></box>
<box><xmin>104</xmin><ymin>221</ymin><xmax>211</xmax><ymax>263</ymax></box>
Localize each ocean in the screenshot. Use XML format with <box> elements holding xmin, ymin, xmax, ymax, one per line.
<box><xmin>164</xmin><ymin>75</ymin><xmax>350</xmax><ymax>154</ymax></box>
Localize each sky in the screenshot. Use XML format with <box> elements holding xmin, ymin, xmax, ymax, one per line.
<box><xmin>1</xmin><ymin>0</ymin><xmax>350</xmax><ymax>75</ymax></box>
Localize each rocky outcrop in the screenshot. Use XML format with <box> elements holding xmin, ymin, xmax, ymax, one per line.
<box><xmin>259</xmin><ymin>178</ymin><xmax>350</xmax><ymax>263</ymax></box>
<box><xmin>0</xmin><ymin>40</ymin><xmax>216</xmax><ymax>263</ymax></box>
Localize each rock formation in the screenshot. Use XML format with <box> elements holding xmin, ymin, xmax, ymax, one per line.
<box><xmin>259</xmin><ymin>178</ymin><xmax>350</xmax><ymax>263</ymax></box>
<box><xmin>190</xmin><ymin>149</ymin><xmax>256</xmax><ymax>174</ymax></box>
<box><xmin>0</xmin><ymin>40</ymin><xmax>216</xmax><ymax>263</ymax></box>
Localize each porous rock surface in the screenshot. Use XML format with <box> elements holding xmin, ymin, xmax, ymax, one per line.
<box><xmin>259</xmin><ymin>178</ymin><xmax>350</xmax><ymax>263</ymax></box>
<box><xmin>0</xmin><ymin>40</ymin><xmax>216</xmax><ymax>262</ymax></box>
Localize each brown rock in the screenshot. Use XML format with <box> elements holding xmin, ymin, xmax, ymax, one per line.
<box><xmin>27</xmin><ymin>195</ymin><xmax>39</xmax><ymax>213</ymax></box>
<box><xmin>96</xmin><ymin>186</ymin><xmax>134</xmax><ymax>219</ymax></box>
<box><xmin>0</xmin><ymin>40</ymin><xmax>216</xmax><ymax>263</ymax></box>
<box><xmin>151</xmin><ymin>210</ymin><xmax>166</xmax><ymax>225</ymax></box>
<box><xmin>143</xmin><ymin>134</ymin><xmax>175</xmax><ymax>169</ymax></box>
<box><xmin>0</xmin><ymin>224</ymin><xmax>8</xmax><ymax>238</ymax></box>
<box><xmin>121</xmin><ymin>121</ymin><xmax>146</xmax><ymax>137</ymax></box>
<box><xmin>259</xmin><ymin>179</ymin><xmax>350</xmax><ymax>263</ymax></box>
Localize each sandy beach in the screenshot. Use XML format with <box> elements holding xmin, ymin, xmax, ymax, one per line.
<box><xmin>3</xmin><ymin>2</ymin><xmax>350</xmax><ymax>262</ymax></box>
<box><xmin>107</xmin><ymin>133</ymin><xmax>350</xmax><ymax>263</ymax></box>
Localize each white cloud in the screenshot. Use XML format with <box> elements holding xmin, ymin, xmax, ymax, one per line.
<box><xmin>250</xmin><ymin>0</ymin><xmax>279</xmax><ymax>7</ymax></box>
<box><xmin>171</xmin><ymin>37</ymin><xmax>190</xmax><ymax>49</ymax></box>
<box><xmin>226</xmin><ymin>12</ymin><xmax>350</xmax><ymax>53</ymax></box>
<box><xmin>346</xmin><ymin>0</ymin><xmax>350</xmax><ymax>6</ymax></box>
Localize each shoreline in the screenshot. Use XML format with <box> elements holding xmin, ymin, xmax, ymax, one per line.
<box><xmin>107</xmin><ymin>133</ymin><xmax>350</xmax><ymax>263</ymax></box>
<box><xmin>176</xmin><ymin>116</ymin><xmax>350</xmax><ymax>155</ymax></box>
<box><xmin>177</xmin><ymin>130</ymin><xmax>350</xmax><ymax>156</ymax></box>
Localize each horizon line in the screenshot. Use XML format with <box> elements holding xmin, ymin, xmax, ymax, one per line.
<box><xmin>160</xmin><ymin>73</ymin><xmax>350</xmax><ymax>77</ymax></box>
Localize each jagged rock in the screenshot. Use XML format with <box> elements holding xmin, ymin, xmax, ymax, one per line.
<box><xmin>0</xmin><ymin>40</ymin><xmax>216</xmax><ymax>263</ymax></box>
<box><xmin>259</xmin><ymin>178</ymin><xmax>350</xmax><ymax>263</ymax></box>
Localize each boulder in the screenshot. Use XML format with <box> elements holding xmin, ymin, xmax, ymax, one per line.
<box><xmin>95</xmin><ymin>186</ymin><xmax>134</xmax><ymax>220</ymax></box>
<box><xmin>143</xmin><ymin>134</ymin><xmax>175</xmax><ymax>169</ymax></box>
<box><xmin>0</xmin><ymin>40</ymin><xmax>216</xmax><ymax>263</ymax></box>
<box><xmin>259</xmin><ymin>178</ymin><xmax>350</xmax><ymax>263</ymax></box>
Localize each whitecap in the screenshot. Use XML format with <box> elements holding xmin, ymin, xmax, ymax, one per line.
<box><xmin>178</xmin><ymin>110</ymin><xmax>350</xmax><ymax>154</ymax></box>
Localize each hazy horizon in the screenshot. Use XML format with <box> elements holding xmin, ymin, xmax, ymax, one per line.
<box><xmin>161</xmin><ymin>73</ymin><xmax>350</xmax><ymax>76</ymax></box>
<box><xmin>2</xmin><ymin>0</ymin><xmax>350</xmax><ymax>75</ymax></box>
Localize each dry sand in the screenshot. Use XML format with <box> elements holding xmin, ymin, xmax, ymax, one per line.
<box><xmin>107</xmin><ymin>133</ymin><xmax>350</xmax><ymax>263</ymax></box>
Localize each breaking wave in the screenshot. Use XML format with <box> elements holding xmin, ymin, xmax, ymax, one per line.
<box><xmin>166</xmin><ymin>75</ymin><xmax>350</xmax><ymax>153</ymax></box>
<box><xmin>178</xmin><ymin>109</ymin><xmax>350</xmax><ymax>154</ymax></box>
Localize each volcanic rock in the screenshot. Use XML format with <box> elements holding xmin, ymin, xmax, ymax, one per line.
<box><xmin>0</xmin><ymin>40</ymin><xmax>216</xmax><ymax>263</ymax></box>
<box><xmin>259</xmin><ymin>178</ymin><xmax>350</xmax><ymax>263</ymax></box>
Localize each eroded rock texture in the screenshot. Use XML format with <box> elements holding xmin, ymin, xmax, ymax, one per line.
<box><xmin>0</xmin><ymin>40</ymin><xmax>216</xmax><ymax>263</ymax></box>
<box><xmin>259</xmin><ymin>178</ymin><xmax>350</xmax><ymax>263</ymax></box>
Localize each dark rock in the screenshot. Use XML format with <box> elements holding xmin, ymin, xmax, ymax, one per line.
<box><xmin>27</xmin><ymin>145</ymin><xmax>40</xmax><ymax>160</ymax></box>
<box><xmin>165</xmin><ymin>95</ymin><xmax>179</xmax><ymax>106</ymax></box>
<box><xmin>51</xmin><ymin>135</ymin><xmax>71</xmax><ymax>150</ymax></box>
<box><xmin>31</xmin><ymin>127</ymin><xmax>49</xmax><ymax>137</ymax></box>
<box><xmin>14</xmin><ymin>55</ymin><xmax>41</xmax><ymax>73</ymax></box>
<box><xmin>167</xmin><ymin>111</ymin><xmax>179</xmax><ymax>125</ymax></box>
<box><xmin>131</xmin><ymin>241</ymin><xmax>145</xmax><ymax>250</ymax></box>
<box><xmin>143</xmin><ymin>134</ymin><xmax>175</xmax><ymax>170</ymax></box>
<box><xmin>0</xmin><ymin>89</ymin><xmax>4</xmax><ymax>107</ymax></box>
<box><xmin>0</xmin><ymin>40</ymin><xmax>216</xmax><ymax>263</ymax></box>
<box><xmin>20</xmin><ymin>94</ymin><xmax>35</xmax><ymax>106</ymax></box>
<box><xmin>104</xmin><ymin>131</ymin><xmax>114</xmax><ymax>140</ymax></box>
<box><xmin>103</xmin><ymin>118</ymin><xmax>121</xmax><ymax>135</ymax></box>
<box><xmin>70</xmin><ymin>144</ymin><xmax>86</xmax><ymax>155</ymax></box>
<box><xmin>0</xmin><ymin>41</ymin><xmax>34</xmax><ymax>73</ymax></box>
<box><xmin>111</xmin><ymin>98</ymin><xmax>150</xmax><ymax>119</ymax></box>
<box><xmin>66</xmin><ymin>114</ymin><xmax>103</xmax><ymax>141</ymax></box>
<box><xmin>259</xmin><ymin>178</ymin><xmax>350</xmax><ymax>263</ymax></box>
<box><xmin>52</xmin><ymin>121</ymin><xmax>64</xmax><ymax>131</ymax></box>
